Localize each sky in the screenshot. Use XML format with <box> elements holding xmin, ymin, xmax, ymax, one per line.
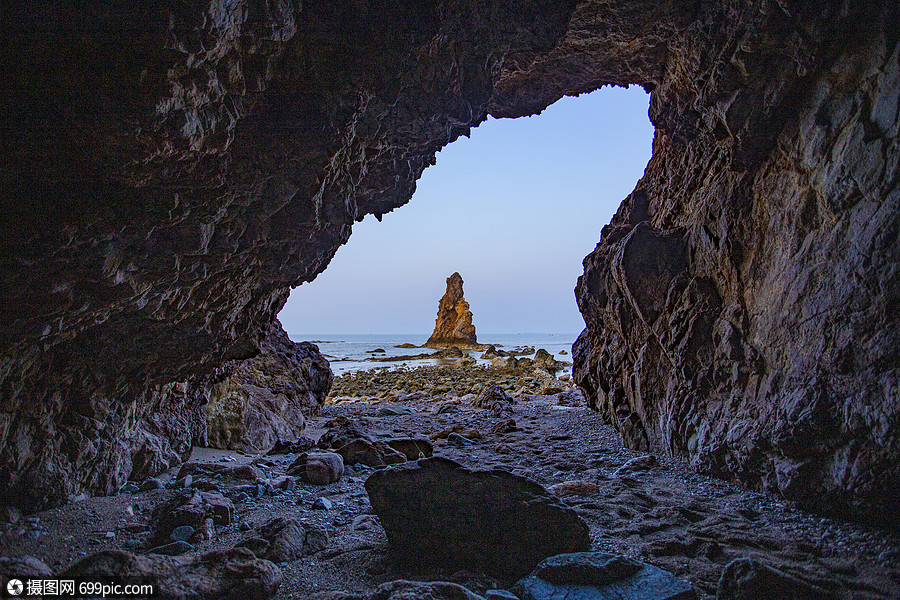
<box><xmin>279</xmin><ymin>85</ymin><xmax>653</xmax><ymax>335</ymax></box>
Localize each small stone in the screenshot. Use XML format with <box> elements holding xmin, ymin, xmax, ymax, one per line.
<box><xmin>172</xmin><ymin>474</ymin><xmax>193</xmax><ymax>489</ymax></box>
<box><xmin>121</xmin><ymin>483</ymin><xmax>140</xmax><ymax>494</ymax></box>
<box><xmin>104</xmin><ymin>531</ymin><xmax>116</xmax><ymax>539</ymax></box>
<box><xmin>376</xmin><ymin>405</ymin><xmax>415</xmax><ymax>417</ymax></box>
<box><xmin>447</xmin><ymin>433</ymin><xmax>475</xmax><ymax>447</ymax></box>
<box><xmin>312</xmin><ymin>497</ymin><xmax>333</xmax><ymax>510</ymax></box>
<box><xmin>613</xmin><ymin>455</ymin><xmax>657</xmax><ymax>476</ymax></box>
<box><xmin>238</xmin><ymin>521</ymin><xmax>252</xmax><ymax>532</ymax></box>
<box><xmin>170</xmin><ymin>525</ymin><xmax>195</xmax><ymax>542</ymax></box>
<box><xmin>122</xmin><ymin>539</ymin><xmax>143</xmax><ymax>551</ymax></box>
<box><xmin>352</xmin><ymin>515</ymin><xmax>380</xmax><ymax>531</ymax></box>
<box><xmin>147</xmin><ymin>541</ymin><xmax>193</xmax><ymax>556</ymax></box>
<box><xmin>140</xmin><ymin>478</ymin><xmax>164</xmax><ymax>491</ymax></box>
<box><xmin>547</xmin><ymin>481</ymin><xmax>600</xmax><ymax>498</ymax></box>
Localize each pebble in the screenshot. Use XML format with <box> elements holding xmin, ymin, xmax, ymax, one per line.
<box><xmin>122</xmin><ymin>539</ymin><xmax>143</xmax><ymax>550</ymax></box>
<box><xmin>312</xmin><ymin>497</ymin><xmax>333</xmax><ymax>510</ymax></box>
<box><xmin>170</xmin><ymin>525</ymin><xmax>195</xmax><ymax>543</ymax></box>
<box><xmin>120</xmin><ymin>483</ymin><xmax>140</xmax><ymax>494</ymax></box>
<box><xmin>238</xmin><ymin>521</ymin><xmax>252</xmax><ymax>532</ymax></box>
<box><xmin>447</xmin><ymin>433</ymin><xmax>475</xmax><ymax>447</ymax></box>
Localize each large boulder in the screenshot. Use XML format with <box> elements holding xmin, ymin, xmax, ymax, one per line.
<box><xmin>205</xmin><ymin>320</ymin><xmax>332</xmax><ymax>453</ymax></box>
<box><xmin>364</xmin><ymin>457</ymin><xmax>590</xmax><ymax>579</ymax></box>
<box><xmin>64</xmin><ymin>548</ymin><xmax>281</xmax><ymax>600</ymax></box>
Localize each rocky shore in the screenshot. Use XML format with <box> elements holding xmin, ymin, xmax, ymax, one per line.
<box><xmin>3</xmin><ymin>361</ymin><xmax>899</xmax><ymax>599</ymax></box>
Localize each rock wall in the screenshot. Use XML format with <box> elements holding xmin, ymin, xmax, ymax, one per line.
<box><xmin>206</xmin><ymin>321</ymin><xmax>332</xmax><ymax>453</ymax></box>
<box><xmin>571</xmin><ymin>3</ymin><xmax>900</xmax><ymax>526</ymax></box>
<box><xmin>0</xmin><ymin>0</ymin><xmax>897</xmax><ymax>524</ymax></box>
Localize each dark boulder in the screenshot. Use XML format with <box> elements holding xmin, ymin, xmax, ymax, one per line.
<box><xmin>364</xmin><ymin>457</ymin><xmax>590</xmax><ymax>579</ymax></box>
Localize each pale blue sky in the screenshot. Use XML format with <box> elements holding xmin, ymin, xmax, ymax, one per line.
<box><xmin>279</xmin><ymin>86</ymin><xmax>653</xmax><ymax>335</ymax></box>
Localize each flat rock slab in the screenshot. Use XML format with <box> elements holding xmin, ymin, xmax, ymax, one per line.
<box><xmin>364</xmin><ymin>457</ymin><xmax>590</xmax><ymax>579</ymax></box>
<box><xmin>513</xmin><ymin>552</ymin><xmax>696</xmax><ymax>600</ymax></box>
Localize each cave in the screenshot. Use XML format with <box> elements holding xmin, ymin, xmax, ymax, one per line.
<box><xmin>1</xmin><ymin>1</ymin><xmax>899</xmax><ymax>598</ymax></box>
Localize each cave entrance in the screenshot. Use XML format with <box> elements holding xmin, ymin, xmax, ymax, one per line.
<box><xmin>278</xmin><ymin>86</ymin><xmax>652</xmax><ymax>367</ymax></box>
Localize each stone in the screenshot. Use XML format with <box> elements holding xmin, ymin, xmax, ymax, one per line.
<box><xmin>485</xmin><ymin>591</ymin><xmax>519</xmax><ymax>600</ymax></box>
<box><xmin>0</xmin><ymin>507</ymin><xmax>22</xmax><ymax>524</ymax></box>
<box><xmin>205</xmin><ymin>322</ymin><xmax>333</xmax><ymax>453</ymax></box>
<box><xmin>335</xmin><ymin>439</ymin><xmax>407</xmax><ymax>468</ymax></box>
<box><xmin>170</xmin><ymin>525</ymin><xmax>195</xmax><ymax>543</ymax></box>
<box><xmin>532</xmin><ymin>350</ymin><xmax>559</xmax><ymax>373</ymax></box>
<box><xmin>489</xmin><ymin>419</ymin><xmax>520</xmax><ymax>435</ymax></box>
<box><xmin>266</xmin><ymin>437</ymin><xmax>317</xmax><ymax>456</ymax></box>
<box><xmin>150</xmin><ymin>490</ymin><xmax>234</xmax><ymax>547</ymax></box>
<box><xmin>513</xmin><ymin>553</ymin><xmax>695</xmax><ymax>600</ymax></box>
<box><xmin>312</xmin><ymin>497</ymin><xmax>333</xmax><ymax>510</ymax></box>
<box><xmin>716</xmin><ymin>558</ymin><xmax>839</xmax><ymax>600</ymax></box>
<box><xmin>376</xmin><ymin>405</ymin><xmax>415</xmax><ymax>417</ymax></box>
<box><xmin>447</xmin><ymin>433</ymin><xmax>476</xmax><ymax>447</ymax></box>
<box><xmin>121</xmin><ymin>482</ymin><xmax>140</xmax><ymax>494</ymax></box>
<box><xmin>140</xmin><ymin>478</ymin><xmax>164</xmax><ymax>491</ymax></box>
<box><xmin>431</xmin><ymin>425</ymin><xmax>484</xmax><ymax>441</ymax></box>
<box><xmin>362</xmin><ymin>580</ymin><xmax>487</xmax><ymax>600</ymax></box>
<box><xmin>364</xmin><ymin>457</ymin><xmax>591</xmax><ymax>579</ymax></box>
<box><xmin>64</xmin><ymin>548</ymin><xmax>281</xmax><ymax>599</ymax></box>
<box><xmin>547</xmin><ymin>481</ymin><xmax>600</xmax><ymax>498</ymax></box>
<box><xmin>473</xmin><ymin>385</ymin><xmax>515</xmax><ymax>414</ymax></box>
<box><xmin>304</xmin><ymin>452</ymin><xmax>345</xmax><ymax>485</ymax></box>
<box><xmin>351</xmin><ymin>515</ymin><xmax>380</xmax><ymax>531</ymax></box>
<box><xmin>425</xmin><ymin>273</ymin><xmax>479</xmax><ymax>349</ymax></box>
<box><xmin>237</xmin><ymin>517</ymin><xmax>328</xmax><ymax>562</ymax></box>
<box><xmin>0</xmin><ymin>555</ymin><xmax>53</xmax><ymax>580</ymax></box>
<box><xmin>385</xmin><ymin>438</ymin><xmax>434</xmax><ymax>460</ymax></box>
<box><xmin>614</xmin><ymin>455</ymin><xmax>657</xmax><ymax>476</ymax></box>
<box><xmin>317</xmin><ymin>417</ymin><xmax>372</xmax><ymax>451</ymax></box>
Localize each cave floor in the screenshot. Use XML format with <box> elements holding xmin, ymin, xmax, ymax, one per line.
<box><xmin>4</xmin><ymin>378</ymin><xmax>900</xmax><ymax>599</ymax></box>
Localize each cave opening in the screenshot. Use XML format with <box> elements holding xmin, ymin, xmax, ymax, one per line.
<box><xmin>3</xmin><ymin>1</ymin><xmax>899</xmax><ymax>597</ymax></box>
<box><xmin>277</xmin><ymin>86</ymin><xmax>653</xmax><ymax>348</ymax></box>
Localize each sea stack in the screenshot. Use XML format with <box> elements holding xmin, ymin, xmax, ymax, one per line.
<box><xmin>425</xmin><ymin>273</ymin><xmax>478</xmax><ymax>348</ymax></box>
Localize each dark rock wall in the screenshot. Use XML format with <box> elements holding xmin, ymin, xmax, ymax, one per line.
<box><xmin>1</xmin><ymin>0</ymin><xmax>897</xmax><ymax>525</ymax></box>
<box><xmin>206</xmin><ymin>321</ymin><xmax>332</xmax><ymax>453</ymax></box>
<box><xmin>572</xmin><ymin>3</ymin><xmax>900</xmax><ymax>525</ymax></box>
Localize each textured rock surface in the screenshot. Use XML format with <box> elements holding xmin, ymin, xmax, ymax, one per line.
<box><xmin>63</xmin><ymin>548</ymin><xmax>282</xmax><ymax>600</ymax></box>
<box><xmin>572</xmin><ymin>1</ymin><xmax>900</xmax><ymax>526</ymax></box>
<box><xmin>425</xmin><ymin>272</ymin><xmax>479</xmax><ymax>348</ymax></box>
<box><xmin>364</xmin><ymin>457</ymin><xmax>591</xmax><ymax>579</ymax></box>
<box><xmin>0</xmin><ymin>0</ymin><xmax>897</xmax><ymax>528</ymax></box>
<box><xmin>206</xmin><ymin>320</ymin><xmax>332</xmax><ymax>452</ymax></box>
<box><xmin>512</xmin><ymin>552</ymin><xmax>696</xmax><ymax>600</ymax></box>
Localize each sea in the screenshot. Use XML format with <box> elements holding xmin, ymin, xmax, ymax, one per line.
<box><xmin>287</xmin><ymin>333</ymin><xmax>580</xmax><ymax>375</ymax></box>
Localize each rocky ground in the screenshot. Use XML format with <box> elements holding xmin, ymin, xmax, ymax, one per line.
<box><xmin>2</xmin><ymin>363</ymin><xmax>900</xmax><ymax>599</ymax></box>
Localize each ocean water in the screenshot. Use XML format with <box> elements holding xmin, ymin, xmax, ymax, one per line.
<box><xmin>287</xmin><ymin>332</ymin><xmax>580</xmax><ymax>375</ymax></box>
